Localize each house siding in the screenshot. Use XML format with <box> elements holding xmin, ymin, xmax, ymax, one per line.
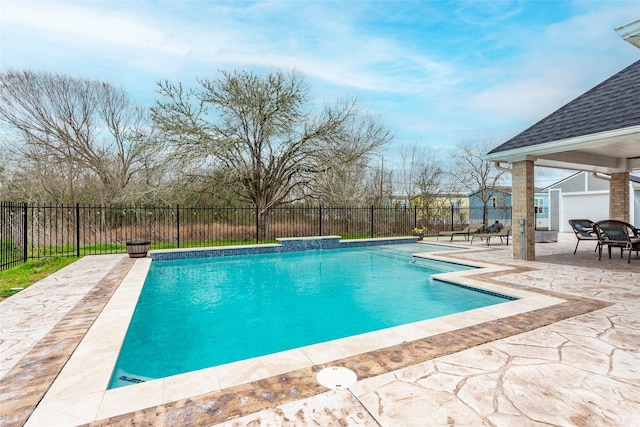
<box><xmin>544</xmin><ymin>171</ymin><xmax>639</xmax><ymax>231</ymax></box>
<box><xmin>468</xmin><ymin>190</ymin><xmax>512</xmax><ymax>225</ymax></box>
<box><xmin>635</xmin><ymin>189</ymin><xmax>640</xmax><ymax>227</ymax></box>
<box><xmin>534</xmin><ymin>193</ymin><xmax>549</xmax><ymax>229</ymax></box>
<box><xmin>587</xmin><ymin>174</ymin><xmax>610</xmax><ymax>192</ymax></box>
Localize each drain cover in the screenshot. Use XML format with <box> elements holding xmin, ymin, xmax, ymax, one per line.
<box><xmin>316</xmin><ymin>367</ymin><xmax>357</xmax><ymax>389</ymax></box>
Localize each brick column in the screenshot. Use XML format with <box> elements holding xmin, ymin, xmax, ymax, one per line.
<box><xmin>512</xmin><ymin>160</ymin><xmax>535</xmax><ymax>260</ymax></box>
<box><xmin>609</xmin><ymin>172</ymin><xmax>629</xmax><ymax>221</ymax></box>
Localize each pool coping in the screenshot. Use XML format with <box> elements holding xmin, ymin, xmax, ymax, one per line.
<box><xmin>5</xmin><ymin>242</ymin><xmax>612</xmax><ymax>426</ymax></box>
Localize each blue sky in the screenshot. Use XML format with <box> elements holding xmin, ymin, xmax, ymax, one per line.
<box><xmin>1</xmin><ymin>0</ymin><xmax>639</xmax><ymax>184</ymax></box>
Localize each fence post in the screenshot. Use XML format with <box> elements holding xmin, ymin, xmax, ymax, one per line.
<box><xmin>370</xmin><ymin>206</ymin><xmax>374</xmax><ymax>238</ymax></box>
<box><xmin>413</xmin><ymin>206</ymin><xmax>417</xmax><ymax>229</ymax></box>
<box><xmin>450</xmin><ymin>205</ymin><xmax>454</xmax><ymax>231</ymax></box>
<box><xmin>76</xmin><ymin>203</ymin><xmax>80</xmax><ymax>257</ymax></box>
<box><xmin>22</xmin><ymin>202</ymin><xmax>28</xmax><ymax>262</ymax></box>
<box><xmin>319</xmin><ymin>206</ymin><xmax>322</xmax><ymax>236</ymax></box>
<box><xmin>176</xmin><ymin>204</ymin><xmax>180</xmax><ymax>248</ymax></box>
<box><xmin>255</xmin><ymin>206</ymin><xmax>260</xmax><ymax>243</ymax></box>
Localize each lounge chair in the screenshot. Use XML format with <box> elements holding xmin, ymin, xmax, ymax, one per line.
<box><xmin>593</xmin><ymin>220</ymin><xmax>640</xmax><ymax>263</ymax></box>
<box><xmin>568</xmin><ymin>219</ymin><xmax>599</xmax><ymax>254</ymax></box>
<box><xmin>471</xmin><ymin>225</ymin><xmax>512</xmax><ymax>246</ymax></box>
<box><xmin>437</xmin><ymin>223</ymin><xmax>483</xmax><ymax>242</ymax></box>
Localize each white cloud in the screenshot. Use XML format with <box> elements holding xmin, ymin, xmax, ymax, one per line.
<box><xmin>452</xmin><ymin>0</ymin><xmax>524</xmax><ymax>27</ymax></box>
<box><xmin>464</xmin><ymin>2</ymin><xmax>640</xmax><ymax>127</ymax></box>
<box><xmin>1</xmin><ymin>0</ymin><xmax>638</xmax><ymax>156</ymax></box>
<box><xmin>1</xmin><ymin>0</ymin><xmax>459</xmax><ymax>96</ymax></box>
<box><xmin>2</xmin><ymin>1</ymin><xmax>187</xmax><ymax>55</ymax></box>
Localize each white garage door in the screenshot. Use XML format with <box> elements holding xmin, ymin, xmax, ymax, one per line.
<box><xmin>560</xmin><ymin>194</ymin><xmax>609</xmax><ymax>232</ymax></box>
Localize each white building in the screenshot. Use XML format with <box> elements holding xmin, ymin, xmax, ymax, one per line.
<box><xmin>544</xmin><ymin>171</ymin><xmax>640</xmax><ymax>232</ymax></box>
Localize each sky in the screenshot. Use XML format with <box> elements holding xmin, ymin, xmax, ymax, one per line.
<box><xmin>1</xmin><ymin>0</ymin><xmax>639</xmax><ymax>186</ymax></box>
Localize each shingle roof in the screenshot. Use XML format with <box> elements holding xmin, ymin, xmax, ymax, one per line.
<box><xmin>488</xmin><ymin>59</ymin><xmax>640</xmax><ymax>155</ymax></box>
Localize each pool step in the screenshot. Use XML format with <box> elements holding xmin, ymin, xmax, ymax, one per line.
<box><xmin>118</xmin><ymin>375</ymin><xmax>147</xmax><ymax>384</ymax></box>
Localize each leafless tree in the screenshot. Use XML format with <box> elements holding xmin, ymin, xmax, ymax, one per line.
<box><xmin>0</xmin><ymin>71</ymin><xmax>162</xmax><ymax>204</ymax></box>
<box><xmin>152</xmin><ymin>69</ymin><xmax>391</xmax><ymax>239</ymax></box>
<box><xmin>0</xmin><ymin>140</ymin><xmax>10</xmax><ymax>197</ymax></box>
<box><xmin>310</xmin><ymin>158</ymin><xmax>372</xmax><ymax>205</ymax></box>
<box><xmin>396</xmin><ymin>145</ymin><xmax>445</xmax><ymax>203</ymax></box>
<box><xmin>366</xmin><ymin>159</ymin><xmax>395</xmax><ymax>206</ymax></box>
<box><xmin>395</xmin><ymin>144</ymin><xmax>448</xmax><ymax>231</ymax></box>
<box><xmin>415</xmin><ymin>155</ymin><xmax>446</xmax><ymax>203</ymax></box>
<box><xmin>397</xmin><ymin>144</ymin><xmax>422</xmax><ymax>205</ymax></box>
<box><xmin>452</xmin><ymin>137</ymin><xmax>507</xmax><ymax>227</ymax></box>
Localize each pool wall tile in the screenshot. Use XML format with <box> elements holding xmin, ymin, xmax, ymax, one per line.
<box><xmin>150</xmin><ymin>236</ymin><xmax>419</xmax><ymax>261</ymax></box>
<box><xmin>433</xmin><ymin>279</ymin><xmax>517</xmax><ymax>300</ymax></box>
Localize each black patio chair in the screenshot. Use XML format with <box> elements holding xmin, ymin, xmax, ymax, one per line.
<box><xmin>568</xmin><ymin>219</ymin><xmax>599</xmax><ymax>254</ymax></box>
<box><xmin>593</xmin><ymin>220</ymin><xmax>640</xmax><ymax>263</ymax></box>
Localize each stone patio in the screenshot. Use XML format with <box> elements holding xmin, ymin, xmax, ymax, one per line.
<box><xmin>0</xmin><ymin>233</ymin><xmax>638</xmax><ymax>426</ymax></box>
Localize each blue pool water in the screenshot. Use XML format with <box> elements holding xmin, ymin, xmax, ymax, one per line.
<box><xmin>109</xmin><ymin>244</ymin><xmax>511</xmax><ymax>388</ymax></box>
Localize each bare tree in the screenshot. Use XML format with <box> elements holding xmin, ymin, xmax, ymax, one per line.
<box><xmin>152</xmin><ymin>69</ymin><xmax>391</xmax><ymax>239</ymax></box>
<box><xmin>310</xmin><ymin>158</ymin><xmax>372</xmax><ymax>205</ymax></box>
<box><xmin>452</xmin><ymin>137</ymin><xmax>507</xmax><ymax>227</ymax></box>
<box><xmin>0</xmin><ymin>71</ymin><xmax>161</xmax><ymax>204</ymax></box>
<box><xmin>414</xmin><ymin>154</ymin><xmax>448</xmax><ymax>229</ymax></box>
<box><xmin>394</xmin><ymin>144</ymin><xmax>448</xmax><ymax>231</ymax></box>
<box><xmin>397</xmin><ymin>144</ymin><xmax>422</xmax><ymax>205</ymax></box>
<box><xmin>367</xmin><ymin>158</ymin><xmax>395</xmax><ymax>206</ymax></box>
<box><xmin>0</xmin><ymin>140</ymin><xmax>10</xmax><ymax>197</ymax></box>
<box><xmin>396</xmin><ymin>143</ymin><xmax>447</xmax><ymax>200</ymax></box>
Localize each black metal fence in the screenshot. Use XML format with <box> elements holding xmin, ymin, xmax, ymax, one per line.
<box><xmin>1</xmin><ymin>201</ymin><xmax>27</xmax><ymax>271</ymax></box>
<box><xmin>1</xmin><ymin>202</ymin><xmax>514</xmax><ymax>271</ymax></box>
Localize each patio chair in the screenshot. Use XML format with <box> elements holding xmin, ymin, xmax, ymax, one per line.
<box><xmin>568</xmin><ymin>219</ymin><xmax>599</xmax><ymax>254</ymax></box>
<box><xmin>593</xmin><ymin>220</ymin><xmax>640</xmax><ymax>263</ymax></box>
<box><xmin>471</xmin><ymin>225</ymin><xmax>512</xmax><ymax>246</ymax></box>
<box><xmin>437</xmin><ymin>223</ymin><xmax>484</xmax><ymax>242</ymax></box>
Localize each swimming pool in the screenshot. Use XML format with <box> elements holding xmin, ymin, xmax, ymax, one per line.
<box><xmin>109</xmin><ymin>243</ymin><xmax>512</xmax><ymax>388</ymax></box>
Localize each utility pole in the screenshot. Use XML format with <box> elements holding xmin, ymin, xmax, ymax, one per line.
<box><xmin>379</xmin><ymin>156</ymin><xmax>384</xmax><ymax>206</ymax></box>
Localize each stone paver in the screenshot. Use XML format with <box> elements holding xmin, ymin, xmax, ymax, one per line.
<box><xmin>0</xmin><ymin>256</ymin><xmax>133</xmax><ymax>427</ymax></box>
<box><xmin>0</xmin><ymin>255</ymin><xmax>125</xmax><ymax>378</ymax></box>
<box><xmin>0</xmin><ymin>234</ymin><xmax>639</xmax><ymax>426</ymax></box>
<box><xmin>204</xmin><ymin>235</ymin><xmax>640</xmax><ymax>426</ymax></box>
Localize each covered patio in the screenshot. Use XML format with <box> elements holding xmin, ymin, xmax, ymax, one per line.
<box><xmin>485</xmin><ymin>58</ymin><xmax>640</xmax><ymax>261</ymax></box>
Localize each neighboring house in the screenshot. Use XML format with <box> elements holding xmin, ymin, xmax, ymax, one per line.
<box><xmin>410</xmin><ymin>194</ymin><xmax>469</xmax><ymax>210</ymax></box>
<box><xmin>468</xmin><ymin>188</ymin><xmax>512</xmax><ymax>225</ymax></box>
<box><xmin>543</xmin><ymin>171</ymin><xmax>640</xmax><ymax>232</ymax></box>
<box><xmin>468</xmin><ymin>188</ymin><xmax>550</xmax><ymax>229</ymax></box>
<box><xmin>533</xmin><ymin>192</ymin><xmax>550</xmax><ymax>230</ymax></box>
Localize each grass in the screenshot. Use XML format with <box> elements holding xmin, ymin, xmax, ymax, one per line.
<box><xmin>1</xmin><ymin>241</ymin><xmax>23</xmax><ymax>265</ymax></box>
<box><xmin>0</xmin><ymin>257</ymin><xmax>79</xmax><ymax>299</ymax></box>
<box><xmin>0</xmin><ymin>237</ymin><xmax>282</xmax><ymax>299</ymax></box>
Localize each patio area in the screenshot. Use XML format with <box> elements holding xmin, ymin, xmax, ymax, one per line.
<box><xmin>1</xmin><ymin>232</ymin><xmax>639</xmax><ymax>426</ymax></box>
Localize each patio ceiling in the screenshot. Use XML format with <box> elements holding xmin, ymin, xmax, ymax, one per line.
<box><xmin>485</xmin><ymin>125</ymin><xmax>640</xmax><ymax>173</ymax></box>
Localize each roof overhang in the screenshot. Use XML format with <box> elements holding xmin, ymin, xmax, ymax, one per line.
<box><xmin>485</xmin><ymin>125</ymin><xmax>640</xmax><ymax>173</ymax></box>
<box><xmin>616</xmin><ymin>19</ymin><xmax>640</xmax><ymax>49</ymax></box>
